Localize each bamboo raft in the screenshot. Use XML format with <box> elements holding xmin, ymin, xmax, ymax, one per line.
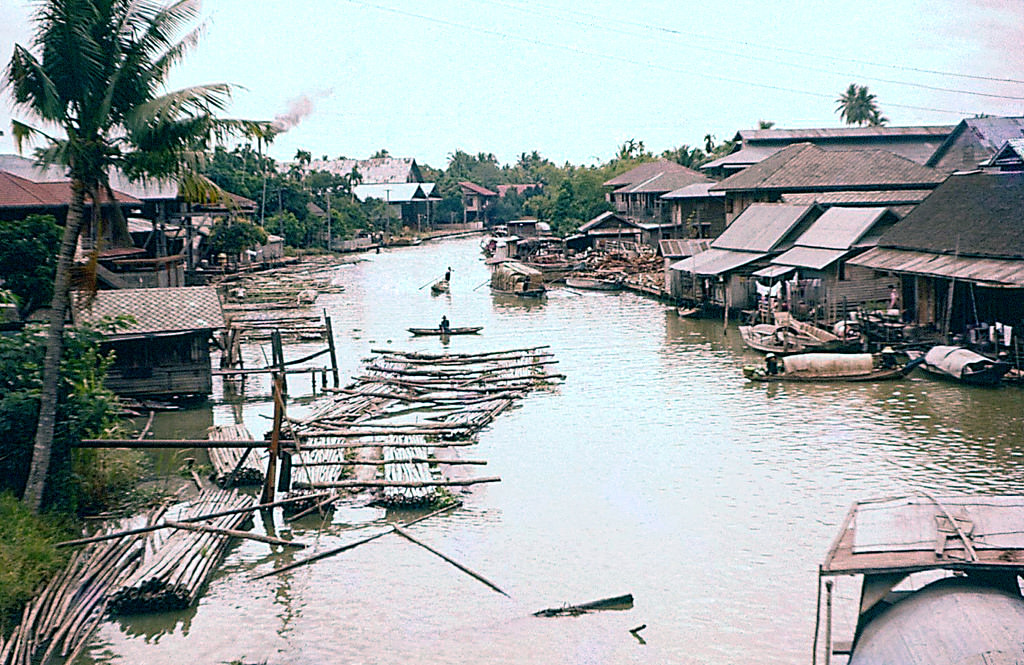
<box><xmin>288</xmin><ymin>346</ymin><xmax>562</xmax><ymax>507</ymax></box>
<box><xmin>207</xmin><ymin>424</ymin><xmax>267</xmax><ymax>487</ymax></box>
<box><xmin>108</xmin><ymin>490</ymin><xmax>255</xmax><ymax>614</ymax></box>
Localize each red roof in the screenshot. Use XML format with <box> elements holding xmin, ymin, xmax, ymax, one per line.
<box><xmin>459</xmin><ymin>181</ymin><xmax>498</xmax><ymax>197</ymax></box>
<box><xmin>0</xmin><ymin>170</ymin><xmax>141</xmax><ymax>207</ymax></box>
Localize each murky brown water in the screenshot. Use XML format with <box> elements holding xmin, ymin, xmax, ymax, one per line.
<box><xmin>85</xmin><ymin>236</ymin><xmax>1024</xmax><ymax>665</ymax></box>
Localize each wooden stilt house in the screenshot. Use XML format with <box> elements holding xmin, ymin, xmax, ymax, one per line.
<box><xmin>71</xmin><ymin>286</ymin><xmax>225</xmax><ymax>399</ymax></box>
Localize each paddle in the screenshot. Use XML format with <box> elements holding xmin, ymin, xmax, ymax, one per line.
<box><xmin>472</xmin><ymin>278</ymin><xmax>491</xmax><ymax>291</ymax></box>
<box><xmin>419</xmin><ymin>274</ymin><xmax>445</xmax><ymax>290</ymax></box>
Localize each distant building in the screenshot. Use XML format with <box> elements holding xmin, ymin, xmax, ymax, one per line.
<box><xmin>459</xmin><ymin>181</ymin><xmax>498</xmax><ymax>225</ymax></box>
<box><xmin>496</xmin><ymin>183</ymin><xmax>542</xmax><ymax>198</ymax></box>
<box><xmin>983</xmin><ymin>139</ymin><xmax>1024</xmax><ymax>172</ymax></box>
<box><xmin>303</xmin><ymin>156</ymin><xmax>424</xmax><ymax>184</ymax></box>
<box><xmin>602</xmin><ymin>159</ymin><xmax>709</xmax><ymax>224</ymax></box>
<box><xmin>353</xmin><ymin>182</ymin><xmax>438</xmax><ymax>229</ymax></box>
<box><xmin>710</xmin><ymin>143</ymin><xmax>947</xmax><ymax>225</ymax></box>
<box><xmin>71</xmin><ymin>286</ymin><xmax>225</xmax><ymax>399</ymax></box>
<box><xmin>701</xmin><ymin>125</ymin><xmax>953</xmax><ymax>178</ymax></box>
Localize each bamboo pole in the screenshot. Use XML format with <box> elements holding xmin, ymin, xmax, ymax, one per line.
<box><xmin>55</xmin><ymin>492</ymin><xmax>332</xmax><ymax>548</ymax></box>
<box><xmin>253</xmin><ymin>502</ymin><xmax>462</xmax><ymax>579</ymax></box>
<box><xmin>292</xmin><ymin>458</ymin><xmax>487</xmax><ymax>467</ymax></box>
<box><xmin>392</xmin><ymin>525</ymin><xmax>509</xmax><ymax>597</ymax></box>
<box><xmin>163</xmin><ymin>520</ymin><xmax>305</xmax><ymax>548</ymax></box>
<box><xmin>76</xmin><ymin>439</ymin><xmax>299</xmax><ymax>449</ymax></box>
<box><xmin>294</xmin><ymin>477</ymin><xmax>500</xmax><ymax>490</ymax></box>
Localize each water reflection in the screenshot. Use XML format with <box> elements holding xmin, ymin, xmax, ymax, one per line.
<box><xmin>92</xmin><ymin>237</ymin><xmax>1024</xmax><ymax>665</ymax></box>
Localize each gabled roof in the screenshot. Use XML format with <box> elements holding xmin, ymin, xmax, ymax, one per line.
<box><xmin>927</xmin><ymin>116</ymin><xmax>1024</xmax><ymax>169</ymax></box>
<box><xmin>0</xmin><ymin>154</ymin><xmax>178</xmax><ymax>200</ymax></box>
<box><xmin>305</xmin><ymin>157</ymin><xmax>421</xmax><ymax>184</ymax></box>
<box><xmin>984</xmin><ymin>138</ymin><xmax>1024</xmax><ymax>168</ymax></box>
<box><xmin>710</xmin><ymin>143</ymin><xmax>947</xmax><ymax>193</ymax></box>
<box><xmin>579</xmin><ymin>211</ymin><xmax>645</xmax><ymax>233</ymax></box>
<box><xmin>353</xmin><ymin>182</ymin><xmax>437</xmax><ymax>204</ymax></box>
<box><xmin>71</xmin><ymin>286</ymin><xmax>225</xmax><ymax>337</ymax></box>
<box><xmin>612</xmin><ymin>168</ymin><xmax>709</xmax><ymax>195</ymax></box>
<box><xmin>712</xmin><ymin>203</ymin><xmax>818</xmax><ymax>253</ymax></box>
<box><xmin>602</xmin><ymin>159</ymin><xmax>694</xmax><ymax>187</ymax></box>
<box><xmin>877</xmin><ymin>171</ymin><xmax>1024</xmax><ymax>259</ymax></box>
<box><xmin>459</xmin><ymin>181</ymin><xmax>498</xmax><ymax>197</ymax></box>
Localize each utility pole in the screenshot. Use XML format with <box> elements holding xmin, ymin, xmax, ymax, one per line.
<box><xmin>326</xmin><ymin>190</ymin><xmax>332</xmax><ymax>251</ymax></box>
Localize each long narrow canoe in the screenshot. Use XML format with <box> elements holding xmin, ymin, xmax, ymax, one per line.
<box><xmin>408</xmin><ymin>326</ymin><xmax>482</xmax><ymax>336</ymax></box>
<box><xmin>565</xmin><ymin>276</ymin><xmax>622</xmax><ymax>291</ymax></box>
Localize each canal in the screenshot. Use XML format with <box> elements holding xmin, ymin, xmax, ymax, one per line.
<box><xmin>87</xmin><ymin>236</ymin><xmax>1024</xmax><ymax>665</ymax></box>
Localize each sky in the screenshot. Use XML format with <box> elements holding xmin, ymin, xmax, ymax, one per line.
<box><xmin>1</xmin><ymin>0</ymin><xmax>1023</xmax><ymax>169</ymax></box>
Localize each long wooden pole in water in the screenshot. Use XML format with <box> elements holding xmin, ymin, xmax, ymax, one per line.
<box><xmin>392</xmin><ymin>525</ymin><xmax>510</xmax><ymax>597</ymax></box>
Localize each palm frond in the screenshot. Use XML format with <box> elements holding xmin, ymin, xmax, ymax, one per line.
<box><xmin>5</xmin><ymin>45</ymin><xmax>63</xmax><ymax>121</ymax></box>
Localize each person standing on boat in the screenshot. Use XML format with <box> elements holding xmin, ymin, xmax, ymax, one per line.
<box><xmin>439</xmin><ymin>315</ymin><xmax>450</xmax><ymax>333</ymax></box>
<box><xmin>445</xmin><ymin>266</ymin><xmax>452</xmax><ymax>283</ymax></box>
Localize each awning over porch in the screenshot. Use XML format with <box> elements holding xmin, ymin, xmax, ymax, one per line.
<box><xmin>751</xmin><ymin>264</ymin><xmax>796</xmax><ymax>279</ymax></box>
<box><xmin>849</xmin><ymin>247</ymin><xmax>1024</xmax><ymax>288</ymax></box>
<box><xmin>670</xmin><ymin>248</ymin><xmax>765</xmax><ymax>275</ymax></box>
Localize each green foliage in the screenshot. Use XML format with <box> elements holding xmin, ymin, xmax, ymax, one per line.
<box><xmin>0</xmin><ymin>326</ymin><xmax>121</xmax><ymax>511</ymax></box>
<box><xmin>264</xmin><ymin>211</ymin><xmax>307</xmax><ymax>247</ymax></box>
<box><xmin>0</xmin><ymin>214</ymin><xmax>61</xmax><ymax>315</ymax></box>
<box><xmin>0</xmin><ymin>493</ymin><xmax>69</xmax><ymax>627</ymax></box>
<box><xmin>71</xmin><ymin>449</ymin><xmax>145</xmax><ymax>515</ymax></box>
<box><xmin>207</xmin><ymin>220</ymin><xmax>268</xmax><ymax>256</ymax></box>
<box><xmin>836</xmin><ymin>83</ymin><xmax>885</xmax><ymax>126</ymax></box>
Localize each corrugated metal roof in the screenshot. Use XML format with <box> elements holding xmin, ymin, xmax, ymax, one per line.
<box><xmin>771</xmin><ymin>246</ymin><xmax>850</xmax><ymax>270</ymax></box>
<box><xmin>0</xmin><ymin>154</ymin><xmax>179</xmax><ymax>200</ymax></box>
<box><xmin>751</xmin><ymin>264</ymin><xmax>796</xmax><ymax>278</ymax></box>
<box><xmin>661</xmin><ymin>182</ymin><xmax>725</xmax><ymax>199</ymax></box>
<box><xmin>0</xmin><ymin>170</ymin><xmax>141</xmax><ymax>207</ymax></box>
<box><xmin>849</xmin><ymin>247</ymin><xmax>1024</xmax><ymax>288</ymax></box>
<box><xmin>711</xmin><ymin>143</ymin><xmax>947</xmax><ymax>193</ymax></box>
<box><xmin>780</xmin><ymin>190</ymin><xmax>931</xmax><ymax>206</ymax></box>
<box><xmin>659</xmin><ymin>238</ymin><xmax>712</xmax><ymax>258</ymax></box>
<box><xmin>928</xmin><ymin>116</ymin><xmax>1024</xmax><ymax>168</ymax></box>
<box><xmin>602</xmin><ymin>159</ymin><xmax>695</xmax><ymax>187</ymax></box>
<box><xmin>579</xmin><ymin>211</ymin><xmax>643</xmax><ymax>233</ymax></box>
<box><xmin>701</xmin><ymin>145</ymin><xmax>783</xmax><ymax>169</ymax></box>
<box><xmin>613</xmin><ymin>168</ymin><xmax>708</xmax><ymax>194</ymax></box>
<box><xmin>713</xmin><ymin>203</ymin><xmax>815</xmax><ymax>253</ymax></box>
<box><xmin>791</xmin><ymin>207</ymin><xmax>890</xmax><ymax>250</ymax></box>
<box><xmin>984</xmin><ymin>138</ymin><xmax>1024</xmax><ymax>167</ymax></box>
<box><xmin>670</xmin><ymin>248</ymin><xmax>764</xmax><ymax>275</ymax></box>
<box><xmin>72</xmin><ymin>286</ymin><xmax>225</xmax><ymax>335</ymax></box>
<box><xmin>738</xmin><ymin>125</ymin><xmax>954</xmax><ymax>142</ymax></box>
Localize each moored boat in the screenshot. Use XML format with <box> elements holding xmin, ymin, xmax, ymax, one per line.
<box><xmin>565</xmin><ymin>276</ymin><xmax>622</xmax><ymax>291</ymax></box>
<box><xmin>408</xmin><ymin>326</ymin><xmax>482</xmax><ymax>336</ymax></box>
<box><xmin>429</xmin><ymin>280</ymin><xmax>449</xmax><ymax>294</ymax></box>
<box><xmin>912</xmin><ymin>345</ymin><xmax>1011</xmax><ymax>385</ymax></box>
<box><xmin>739</xmin><ymin>312</ymin><xmax>847</xmax><ymax>355</ymax></box>
<box><xmin>489</xmin><ymin>260</ymin><xmax>547</xmax><ymax>298</ymax></box>
<box><xmin>742</xmin><ymin>352</ymin><xmax>920</xmax><ymax>382</ymax></box>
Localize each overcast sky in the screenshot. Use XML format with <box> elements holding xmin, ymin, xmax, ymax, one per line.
<box><xmin>1</xmin><ymin>0</ymin><xmax>1023</xmax><ymax>169</ymax></box>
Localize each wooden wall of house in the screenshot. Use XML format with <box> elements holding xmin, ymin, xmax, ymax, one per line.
<box><xmin>103</xmin><ymin>331</ymin><xmax>212</xmax><ymax>398</ymax></box>
<box><xmin>669</xmin><ymin>199</ymin><xmax>727</xmax><ymax>238</ymax></box>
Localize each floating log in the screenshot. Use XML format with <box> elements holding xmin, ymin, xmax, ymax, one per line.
<box><xmin>392</xmin><ymin>525</ymin><xmax>510</xmax><ymax>597</ymax></box>
<box><xmin>533</xmin><ymin>594</ymin><xmax>635</xmax><ymax>617</ymax></box>
<box><xmin>294</xmin><ymin>477</ymin><xmax>501</xmax><ymax>490</ymax></box>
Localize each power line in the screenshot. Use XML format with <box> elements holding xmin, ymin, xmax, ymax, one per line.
<box><xmin>500</xmin><ymin>0</ymin><xmax>1024</xmax><ymax>87</ymax></box>
<box><xmin>473</xmin><ymin>0</ymin><xmax>1024</xmax><ymax>101</ymax></box>
<box><xmin>344</xmin><ymin>0</ymin><xmax>973</xmax><ymax>117</ymax></box>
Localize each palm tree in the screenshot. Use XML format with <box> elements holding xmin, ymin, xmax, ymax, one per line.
<box><xmin>6</xmin><ymin>0</ymin><xmax>265</xmax><ymax>512</ymax></box>
<box><xmin>836</xmin><ymin>83</ymin><xmax>883</xmax><ymax>126</ymax></box>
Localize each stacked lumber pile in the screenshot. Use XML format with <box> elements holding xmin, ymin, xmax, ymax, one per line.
<box><xmin>108</xmin><ymin>490</ymin><xmax>254</xmax><ymax>614</ymax></box>
<box><xmin>288</xmin><ymin>346</ymin><xmax>562</xmax><ymax>506</ymax></box>
<box><xmin>207</xmin><ymin>424</ymin><xmax>267</xmax><ymax>487</ymax></box>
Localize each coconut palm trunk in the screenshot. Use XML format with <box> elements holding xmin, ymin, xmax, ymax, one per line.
<box><xmin>21</xmin><ymin>179</ymin><xmax>85</xmax><ymax>511</ymax></box>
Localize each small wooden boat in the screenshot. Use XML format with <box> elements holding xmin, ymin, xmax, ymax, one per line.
<box><xmin>565</xmin><ymin>276</ymin><xmax>622</xmax><ymax>291</ymax></box>
<box><xmin>408</xmin><ymin>326</ymin><xmax>482</xmax><ymax>336</ymax></box>
<box><xmin>739</xmin><ymin>313</ymin><xmax>846</xmax><ymax>355</ymax></box>
<box><xmin>742</xmin><ymin>352</ymin><xmax>921</xmax><ymax>382</ymax></box>
<box><xmin>430</xmin><ymin>280</ymin><xmax>449</xmax><ymax>294</ymax></box>
<box><xmin>910</xmin><ymin>345</ymin><xmax>1011</xmax><ymax>385</ymax></box>
<box><xmin>490</xmin><ymin>261</ymin><xmax>547</xmax><ymax>298</ymax></box>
